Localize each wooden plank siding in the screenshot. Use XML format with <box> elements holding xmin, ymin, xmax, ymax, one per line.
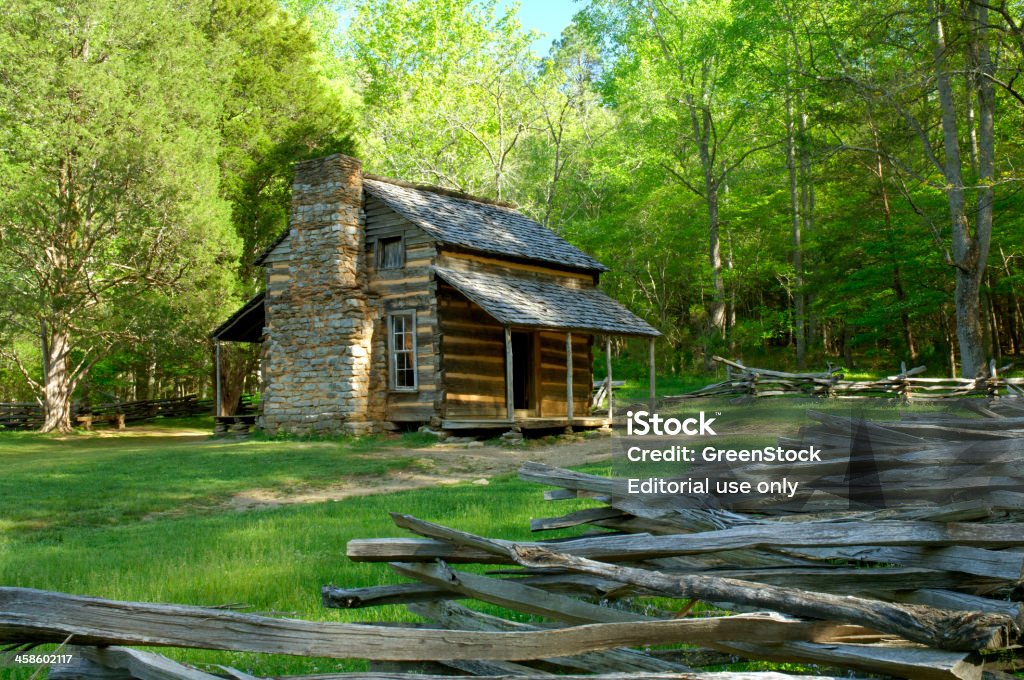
<box><xmin>437</xmin><ymin>286</ymin><xmax>593</xmax><ymax>420</ymax></box>
<box><xmin>438</xmin><ymin>285</ymin><xmax>507</xmax><ymax>419</ymax></box>
<box><xmin>365</xmin><ymin>196</ymin><xmax>441</xmax><ymax>422</ymax></box>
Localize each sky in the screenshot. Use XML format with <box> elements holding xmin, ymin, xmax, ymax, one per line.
<box><xmin>497</xmin><ymin>0</ymin><xmax>580</xmax><ymax>55</ymax></box>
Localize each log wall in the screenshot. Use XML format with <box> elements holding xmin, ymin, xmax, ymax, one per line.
<box><xmin>365</xmin><ymin>196</ymin><xmax>441</xmax><ymax>423</ymax></box>
<box><xmin>437</xmin><ymin>284</ymin><xmax>507</xmax><ymax>419</ymax></box>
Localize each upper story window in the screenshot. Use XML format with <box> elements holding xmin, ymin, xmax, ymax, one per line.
<box><xmin>377</xmin><ymin>236</ymin><xmax>405</xmax><ymax>270</ymax></box>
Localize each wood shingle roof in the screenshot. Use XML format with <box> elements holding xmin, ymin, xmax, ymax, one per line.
<box><xmin>364</xmin><ymin>179</ymin><xmax>608</xmax><ymax>273</ymax></box>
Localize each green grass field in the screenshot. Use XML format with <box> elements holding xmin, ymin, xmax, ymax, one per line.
<box><xmin>0</xmin><ymin>401</ymin><xmax>964</xmax><ymax>677</ymax></box>
<box><xmin>0</xmin><ymin>423</ymin><xmax>600</xmax><ymax>677</ymax></box>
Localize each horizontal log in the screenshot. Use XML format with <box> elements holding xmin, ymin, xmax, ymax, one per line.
<box><xmin>409</xmin><ymin>601</ymin><xmax>690</xmax><ymax>674</ymax></box>
<box><xmin>791</xmin><ymin>545</ymin><xmax>1024</xmax><ymax>581</ymax></box>
<box><xmin>388</xmin><ymin>561</ymin><xmax>648</xmax><ymax>624</ymax></box>
<box><xmin>322</xmin><ymin>582</ymin><xmax>455</xmax><ymax>609</ymax></box>
<box><xmin>271</xmin><ymin>674</ymin><xmax>873</xmax><ymax>680</ymax></box>
<box><xmin>49</xmin><ymin>656</ymin><xmax>135</xmax><ymax>680</ymax></box>
<box><xmin>80</xmin><ymin>646</ymin><xmax>220</xmax><ymax>680</ymax></box>
<box><xmin>531</xmin><ymin>507</ymin><xmax>629</xmax><ymax>532</ymax></box>
<box><xmin>709</xmin><ymin>640</ymin><xmax>981</xmax><ymax>680</ymax></box>
<box><xmin>675</xmin><ymin>566</ymin><xmax>997</xmax><ymax>595</ymax></box>
<box><xmin>711</xmin><ymin>356</ymin><xmax>840</xmax><ymax>379</ymax></box>
<box><xmin>509</xmin><ymin>546</ymin><xmax>1017</xmax><ymax>652</ymax></box>
<box><xmin>0</xmin><ymin>587</ymin><xmax>880</xmax><ymax>661</ymax></box>
<box><xmin>891</xmin><ymin>588</ymin><xmax>1024</xmax><ymax>619</ymax></box>
<box><xmin>363</xmin><ymin>515</ymin><xmax>1024</xmax><ymax>563</ymax></box>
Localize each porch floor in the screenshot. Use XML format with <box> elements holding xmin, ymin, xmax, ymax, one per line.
<box><xmin>442</xmin><ymin>416</ymin><xmax>610</xmax><ymax>430</ymax></box>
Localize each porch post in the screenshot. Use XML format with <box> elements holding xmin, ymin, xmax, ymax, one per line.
<box><xmin>504</xmin><ymin>326</ymin><xmax>514</xmax><ymax>422</ymax></box>
<box><xmin>606</xmin><ymin>335</ymin><xmax>614</xmax><ymax>422</ymax></box>
<box><xmin>648</xmin><ymin>336</ymin><xmax>656</xmax><ymax>412</ymax></box>
<box><xmin>566</xmin><ymin>332</ymin><xmax>574</xmax><ymax>428</ymax></box>
<box><xmin>215</xmin><ymin>341</ymin><xmax>222</xmax><ymax>418</ymax></box>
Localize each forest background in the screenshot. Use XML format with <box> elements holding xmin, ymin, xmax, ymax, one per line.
<box><xmin>1</xmin><ymin>0</ymin><xmax>1022</xmax><ymax>431</ymax></box>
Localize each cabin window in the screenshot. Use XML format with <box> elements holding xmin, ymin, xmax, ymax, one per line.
<box><xmin>389</xmin><ymin>312</ymin><xmax>417</xmax><ymax>391</ymax></box>
<box><xmin>377</xmin><ymin>236</ymin><xmax>404</xmax><ymax>270</ymax></box>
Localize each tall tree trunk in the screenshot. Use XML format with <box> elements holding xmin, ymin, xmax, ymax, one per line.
<box><xmin>786</xmin><ymin>89</ymin><xmax>806</xmax><ymax>368</ymax></box>
<box><xmin>940</xmin><ymin>308</ymin><xmax>958</xmax><ymax>377</ymax></box>
<box><xmin>842</xmin><ymin>323</ymin><xmax>854</xmax><ymax>370</ymax></box>
<box><xmin>727</xmin><ymin>228</ymin><xmax>737</xmax><ymax>353</ymax></box>
<box><xmin>929</xmin><ymin>0</ymin><xmax>992</xmax><ymax>377</ymax></box>
<box><xmin>798</xmin><ymin>111</ymin><xmax>814</xmax><ymax>355</ymax></box>
<box><xmin>706</xmin><ymin>185</ymin><xmax>726</xmax><ymax>338</ymax></box>
<box><xmin>986</xmin><ymin>275</ymin><xmax>1002</xmax><ymax>360</ymax></box>
<box><xmin>41</xmin><ymin>322</ymin><xmax>73</xmax><ymax>433</ymax></box>
<box><xmin>220</xmin><ymin>344</ymin><xmax>259</xmax><ymax>417</ymax></box>
<box><xmin>1000</xmin><ymin>247</ymin><xmax>1023</xmax><ymax>355</ymax></box>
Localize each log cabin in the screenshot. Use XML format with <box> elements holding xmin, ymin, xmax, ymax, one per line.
<box><xmin>211</xmin><ymin>154</ymin><xmax>659</xmax><ymax>436</ymax></box>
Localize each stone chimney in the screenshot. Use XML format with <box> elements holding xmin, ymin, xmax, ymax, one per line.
<box><xmin>260</xmin><ymin>154</ymin><xmax>380</xmax><ymax>436</ymax></box>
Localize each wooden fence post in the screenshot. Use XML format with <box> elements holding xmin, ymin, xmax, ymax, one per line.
<box><xmin>504</xmin><ymin>327</ymin><xmax>514</xmax><ymax>423</ymax></box>
<box><xmin>215</xmin><ymin>342</ymin><xmax>222</xmax><ymax>418</ymax></box>
<box><xmin>988</xmin><ymin>359</ymin><xmax>1000</xmax><ymax>400</ymax></box>
<box><xmin>898</xmin><ymin>362</ymin><xmax>912</xmax><ymax>405</ymax></box>
<box><xmin>606</xmin><ymin>336</ymin><xmax>614</xmax><ymax>423</ymax></box>
<box><xmin>648</xmin><ymin>337</ymin><xmax>656</xmax><ymax>412</ymax></box>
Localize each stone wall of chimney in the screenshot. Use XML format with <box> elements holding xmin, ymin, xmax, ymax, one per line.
<box><xmin>259</xmin><ymin>154</ymin><xmax>387</xmax><ymax>436</ymax></box>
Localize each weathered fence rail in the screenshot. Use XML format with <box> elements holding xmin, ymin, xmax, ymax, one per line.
<box><xmin>0</xmin><ymin>394</ymin><xmax>257</xmax><ymax>430</ymax></box>
<box><xmin>0</xmin><ymin>402</ymin><xmax>43</xmax><ymax>429</ymax></box>
<box><xmin>668</xmin><ymin>356</ymin><xmax>1023</xmax><ymax>403</ymax></box>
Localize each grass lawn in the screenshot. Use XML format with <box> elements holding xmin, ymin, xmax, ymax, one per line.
<box><xmin>0</xmin><ymin>425</ymin><xmax>434</xmax><ymax>537</ymax></box>
<box><xmin>0</xmin><ymin>423</ymin><xmax>598</xmax><ymax>677</ymax></box>
<box><xmin>0</xmin><ymin>400</ymin><xmax>957</xmax><ymax>677</ymax></box>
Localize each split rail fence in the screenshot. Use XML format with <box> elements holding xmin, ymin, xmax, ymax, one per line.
<box><xmin>669</xmin><ymin>356</ymin><xmax>1024</xmax><ymax>404</ymax></box>
<box><xmin>4</xmin><ymin>399</ymin><xmax>1024</xmax><ymax>679</ymax></box>
<box><xmin>0</xmin><ymin>394</ymin><xmax>257</xmax><ymax>430</ymax></box>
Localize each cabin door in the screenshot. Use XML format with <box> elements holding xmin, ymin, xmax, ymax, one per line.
<box><xmin>510</xmin><ymin>331</ymin><xmax>536</xmax><ymax>414</ymax></box>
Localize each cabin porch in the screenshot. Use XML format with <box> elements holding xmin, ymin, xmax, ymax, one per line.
<box><xmin>442</xmin><ymin>415</ymin><xmax>611</xmax><ymax>431</ymax></box>
<box><xmin>433</xmin><ymin>267</ymin><xmax>661</xmax><ymax>434</ymax></box>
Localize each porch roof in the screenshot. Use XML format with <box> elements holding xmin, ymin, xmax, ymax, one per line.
<box><xmin>210</xmin><ymin>292</ymin><xmax>265</xmax><ymax>343</ymax></box>
<box><xmin>434</xmin><ymin>266</ymin><xmax>660</xmax><ymax>337</ymax></box>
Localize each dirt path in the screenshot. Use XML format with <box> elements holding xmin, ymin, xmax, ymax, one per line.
<box><xmin>228</xmin><ymin>435</ymin><xmax>613</xmax><ymax>511</ymax></box>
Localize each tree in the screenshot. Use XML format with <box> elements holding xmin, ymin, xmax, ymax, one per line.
<box><xmin>0</xmin><ymin>0</ymin><xmax>236</xmax><ymax>431</ymax></box>
<box><xmin>211</xmin><ymin>0</ymin><xmax>358</xmax><ymax>280</ymax></box>
<box><xmin>585</xmin><ymin>0</ymin><xmax>778</xmax><ymax>366</ymax></box>
<box><xmin>816</xmin><ymin>0</ymin><xmax>1012</xmax><ymax>377</ymax></box>
<box><xmin>343</xmin><ymin>0</ymin><xmax>540</xmax><ymax>198</ymax></box>
<box><xmin>522</xmin><ymin>23</ymin><xmax>615</xmax><ymax>228</ymax></box>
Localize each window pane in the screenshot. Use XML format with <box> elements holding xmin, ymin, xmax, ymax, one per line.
<box><xmin>390</xmin><ymin>313</ymin><xmax>416</xmax><ymax>390</ymax></box>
